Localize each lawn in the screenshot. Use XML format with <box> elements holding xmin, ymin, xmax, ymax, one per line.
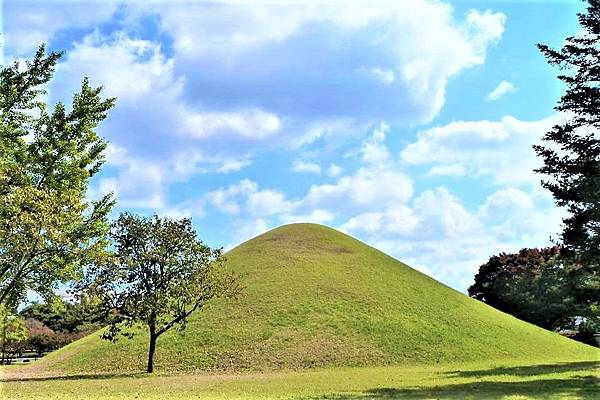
<box><xmin>2</xmin><ymin>359</ymin><xmax>599</xmax><ymax>399</ymax></box>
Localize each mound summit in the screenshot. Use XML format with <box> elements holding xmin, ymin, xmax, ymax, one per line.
<box><xmin>31</xmin><ymin>224</ymin><xmax>599</xmax><ymax>374</ymax></box>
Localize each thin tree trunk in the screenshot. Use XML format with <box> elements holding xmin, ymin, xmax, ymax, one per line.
<box><xmin>147</xmin><ymin>326</ymin><xmax>157</xmax><ymax>373</ymax></box>
<box><xmin>1</xmin><ymin>322</ymin><xmax>6</xmax><ymax>366</ymax></box>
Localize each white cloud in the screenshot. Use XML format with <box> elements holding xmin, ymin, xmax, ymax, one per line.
<box><xmin>364</xmin><ymin>67</ymin><xmax>396</xmax><ymax>85</ymax></box>
<box><xmin>337</xmin><ymin>186</ymin><xmax>493</xmax><ymax>289</ymax></box>
<box><xmin>428</xmin><ymin>164</ymin><xmax>466</xmax><ymax>177</ymax></box>
<box><xmin>204</xmin><ymin>180</ymin><xmax>294</xmax><ymax>217</ymax></box>
<box><xmin>206</xmin><ymin>180</ymin><xmax>258</xmax><ymax>215</ymax></box>
<box><xmin>4</xmin><ymin>2</ymin><xmax>119</xmax><ymax>57</ymax></box>
<box><xmin>54</xmin><ymin>31</ymin><xmax>280</xmax><ymax>143</ymax></box>
<box><xmin>338</xmin><ymin>184</ymin><xmax>562</xmax><ymax>291</ymax></box>
<box><xmin>225</xmin><ymin>218</ymin><xmax>273</xmax><ymax>251</ymax></box>
<box><xmin>139</xmin><ymin>1</ymin><xmax>506</xmax><ymax>127</ymax></box>
<box><xmin>304</xmin><ymin>168</ymin><xmax>414</xmax><ymax>210</ymax></box>
<box><xmin>327</xmin><ymin>163</ymin><xmax>343</xmax><ymax>177</ymax></box>
<box><xmin>361</xmin><ymin>123</ymin><xmax>391</xmax><ymax>165</ymax></box>
<box><xmin>247</xmin><ymin>189</ymin><xmax>294</xmax><ymax>216</ymax></box>
<box><xmin>216</xmin><ymin>158</ymin><xmax>253</xmax><ymax>174</ymax></box>
<box><xmin>487</xmin><ymin>80</ymin><xmax>516</xmax><ymax>101</ymax></box>
<box><xmin>292</xmin><ymin>160</ymin><xmax>322</xmax><ymax>174</ymax></box>
<box><xmin>465</xmin><ymin>9</ymin><xmax>507</xmax><ymax>53</ymax></box>
<box><xmin>340</xmin><ymin>205</ymin><xmax>418</xmax><ymax>235</ymax></box>
<box><xmin>281</xmin><ymin>209</ymin><xmax>336</xmax><ymax>224</ymax></box>
<box><xmin>479</xmin><ymin>187</ymin><xmax>563</xmax><ymax>243</ymax></box>
<box><xmin>401</xmin><ymin>115</ymin><xmax>560</xmax><ymax>185</ymax></box>
<box><xmin>181</xmin><ymin>109</ymin><xmax>280</xmax><ymax>140</ymax></box>
<box><xmin>54</xmin><ymin>31</ymin><xmax>286</xmax><ymax>212</ymax></box>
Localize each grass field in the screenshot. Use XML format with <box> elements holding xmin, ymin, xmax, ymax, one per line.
<box><xmin>2</xmin><ymin>359</ymin><xmax>599</xmax><ymax>399</ymax></box>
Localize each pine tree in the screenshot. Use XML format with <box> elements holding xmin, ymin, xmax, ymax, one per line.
<box><xmin>534</xmin><ymin>0</ymin><xmax>600</xmax><ymax>320</ymax></box>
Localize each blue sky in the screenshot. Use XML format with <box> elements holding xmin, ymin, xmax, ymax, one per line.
<box><xmin>3</xmin><ymin>0</ymin><xmax>585</xmax><ymax>292</ymax></box>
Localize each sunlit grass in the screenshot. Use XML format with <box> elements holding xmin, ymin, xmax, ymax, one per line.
<box><xmin>2</xmin><ymin>359</ymin><xmax>599</xmax><ymax>399</ymax></box>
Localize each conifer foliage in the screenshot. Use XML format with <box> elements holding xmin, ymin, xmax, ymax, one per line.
<box><xmin>535</xmin><ymin>0</ymin><xmax>600</xmax><ymax>320</ymax></box>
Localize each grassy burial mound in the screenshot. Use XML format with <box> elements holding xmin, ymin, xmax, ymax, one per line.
<box><xmin>25</xmin><ymin>224</ymin><xmax>599</xmax><ymax>374</ymax></box>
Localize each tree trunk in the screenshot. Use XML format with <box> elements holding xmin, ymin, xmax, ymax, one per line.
<box><xmin>1</xmin><ymin>316</ymin><xmax>6</xmax><ymax>366</ymax></box>
<box><xmin>147</xmin><ymin>328</ymin><xmax>157</xmax><ymax>373</ymax></box>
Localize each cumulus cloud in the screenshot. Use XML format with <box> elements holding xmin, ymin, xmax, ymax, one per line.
<box><xmin>53</xmin><ymin>31</ymin><xmax>280</xmax><ymax>145</ymax></box>
<box><xmin>479</xmin><ymin>187</ymin><xmax>563</xmax><ymax>243</ymax></box>
<box><xmin>281</xmin><ymin>209</ymin><xmax>336</xmax><ymax>224</ymax></box>
<box><xmin>487</xmin><ymin>80</ymin><xmax>517</xmax><ymax>101</ymax></box>
<box><xmin>340</xmin><ymin>205</ymin><xmax>418</xmax><ymax>236</ymax></box>
<box><xmin>3</xmin><ymin>1</ymin><xmax>119</xmax><ymax>57</ymax></box>
<box><xmin>339</xmin><ymin>183</ymin><xmax>561</xmax><ymax>291</ymax></box>
<box><xmin>401</xmin><ymin>115</ymin><xmax>560</xmax><ymax>185</ymax></box>
<box><xmin>52</xmin><ymin>31</ymin><xmax>282</xmax><ymax>211</ymax></box>
<box><xmin>360</xmin><ymin>123</ymin><xmax>391</xmax><ymax>166</ymax></box>
<box><xmin>134</xmin><ymin>1</ymin><xmax>506</xmax><ymax>128</ymax></box>
<box><xmin>327</xmin><ymin>164</ymin><xmax>343</xmax><ymax>177</ymax></box>
<box><xmin>204</xmin><ymin>180</ymin><xmax>295</xmax><ymax>218</ymax></box>
<box><xmin>304</xmin><ymin>168</ymin><xmax>414</xmax><ymax>210</ymax></box>
<box><xmin>247</xmin><ymin>189</ymin><xmax>294</xmax><ymax>216</ymax></box>
<box><xmin>292</xmin><ymin>160</ymin><xmax>322</xmax><ymax>174</ymax></box>
<box><xmin>205</xmin><ymin>180</ymin><xmax>258</xmax><ymax>215</ymax></box>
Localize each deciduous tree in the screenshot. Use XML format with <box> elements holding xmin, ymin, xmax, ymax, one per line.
<box><xmin>469</xmin><ymin>247</ymin><xmax>576</xmax><ymax>330</ymax></box>
<box><xmin>89</xmin><ymin>213</ymin><xmax>240</xmax><ymax>373</ymax></box>
<box><xmin>0</xmin><ymin>305</ymin><xmax>27</xmax><ymax>364</ymax></box>
<box><xmin>0</xmin><ymin>45</ymin><xmax>115</xmax><ymax>308</ymax></box>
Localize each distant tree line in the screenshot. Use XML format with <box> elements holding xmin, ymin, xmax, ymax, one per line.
<box><xmin>0</xmin><ymin>296</ymin><xmax>100</xmax><ymax>365</ymax></box>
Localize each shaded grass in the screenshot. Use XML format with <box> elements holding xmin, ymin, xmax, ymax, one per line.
<box><xmin>1</xmin><ymin>360</ymin><xmax>599</xmax><ymax>399</ymax></box>
<box><xmin>16</xmin><ymin>224</ymin><xmax>600</xmax><ymax>375</ymax></box>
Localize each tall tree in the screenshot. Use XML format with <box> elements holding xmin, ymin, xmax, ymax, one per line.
<box><xmin>0</xmin><ymin>45</ymin><xmax>115</xmax><ymax>308</ymax></box>
<box><xmin>535</xmin><ymin>0</ymin><xmax>600</xmax><ymax>320</ymax></box>
<box><xmin>88</xmin><ymin>213</ymin><xmax>241</xmax><ymax>373</ymax></box>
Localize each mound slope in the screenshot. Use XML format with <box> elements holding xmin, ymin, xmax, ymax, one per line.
<box><xmin>29</xmin><ymin>224</ymin><xmax>599</xmax><ymax>374</ymax></box>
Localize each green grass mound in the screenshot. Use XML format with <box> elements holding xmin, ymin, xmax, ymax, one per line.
<box><xmin>31</xmin><ymin>224</ymin><xmax>599</xmax><ymax>374</ymax></box>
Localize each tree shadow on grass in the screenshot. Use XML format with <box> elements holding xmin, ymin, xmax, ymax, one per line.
<box><xmin>305</xmin><ymin>375</ymin><xmax>599</xmax><ymax>400</ymax></box>
<box><xmin>304</xmin><ymin>361</ymin><xmax>600</xmax><ymax>400</ymax></box>
<box><xmin>444</xmin><ymin>360</ymin><xmax>599</xmax><ymax>379</ymax></box>
<box><xmin>0</xmin><ymin>371</ymin><xmax>147</xmax><ymax>382</ymax></box>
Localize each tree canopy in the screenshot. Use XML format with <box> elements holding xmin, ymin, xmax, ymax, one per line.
<box><xmin>469</xmin><ymin>247</ymin><xmax>577</xmax><ymax>330</ymax></box>
<box><xmin>0</xmin><ymin>45</ymin><xmax>115</xmax><ymax>308</ymax></box>
<box><xmin>88</xmin><ymin>213</ymin><xmax>241</xmax><ymax>373</ymax></box>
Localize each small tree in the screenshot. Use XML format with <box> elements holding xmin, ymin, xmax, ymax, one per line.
<box><xmin>25</xmin><ymin>318</ymin><xmax>56</xmax><ymax>355</ymax></box>
<box><xmin>89</xmin><ymin>213</ymin><xmax>240</xmax><ymax>373</ymax></box>
<box><xmin>0</xmin><ymin>305</ymin><xmax>27</xmax><ymax>364</ymax></box>
<box><xmin>469</xmin><ymin>247</ymin><xmax>576</xmax><ymax>330</ymax></box>
<box><xmin>0</xmin><ymin>45</ymin><xmax>115</xmax><ymax>308</ymax></box>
